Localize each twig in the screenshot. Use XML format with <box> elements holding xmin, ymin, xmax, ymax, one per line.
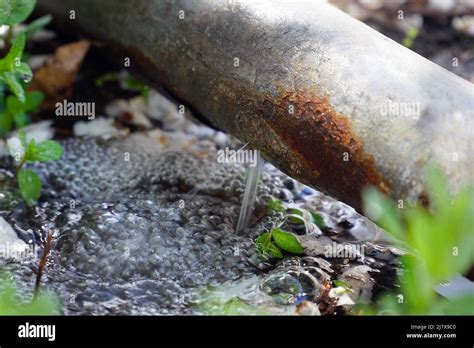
<box><xmin>34</xmin><ymin>231</ymin><xmax>53</xmax><ymax>299</ymax></box>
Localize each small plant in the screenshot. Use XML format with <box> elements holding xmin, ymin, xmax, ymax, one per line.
<box><xmin>333</xmin><ymin>279</ymin><xmax>352</xmax><ymax>291</ymax></box>
<box><xmin>0</xmin><ymin>0</ymin><xmax>51</xmax><ymax>135</ymax></box>
<box><xmin>95</xmin><ymin>70</ymin><xmax>150</xmax><ymax>100</ymax></box>
<box><xmin>198</xmin><ymin>296</ymin><xmax>269</xmax><ymax>315</ymax></box>
<box><xmin>0</xmin><ymin>0</ymin><xmax>59</xmax><ymax>206</ymax></box>
<box><xmin>360</xmin><ymin>165</ymin><xmax>474</xmax><ymax>315</ymax></box>
<box><xmin>0</xmin><ymin>0</ymin><xmax>37</xmax><ymax>28</ymax></box>
<box><xmin>256</xmin><ymin>198</ymin><xmax>326</xmax><ymax>260</ymax></box>
<box><xmin>402</xmin><ymin>27</ymin><xmax>419</xmax><ymax>49</ymax></box>
<box><xmin>255</xmin><ymin>228</ymin><xmax>304</xmax><ymax>259</ymax></box>
<box><xmin>0</xmin><ymin>272</ymin><xmax>60</xmax><ymax>315</ymax></box>
<box><xmin>267</xmin><ymin>197</ymin><xmax>325</xmax><ymax>229</ymax></box>
<box><xmin>0</xmin><ymin>90</ymin><xmax>44</xmax><ymax>135</ymax></box>
<box><xmin>0</xmin><ymin>32</ymin><xmax>32</xmax><ymax>103</ymax></box>
<box><xmin>12</xmin><ymin>130</ymin><xmax>63</xmax><ymax>206</ymax></box>
<box><xmin>0</xmin><ymin>0</ymin><xmax>51</xmax><ymax>42</ymax></box>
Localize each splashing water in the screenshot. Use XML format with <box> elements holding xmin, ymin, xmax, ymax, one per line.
<box><xmin>236</xmin><ymin>151</ymin><xmax>264</xmax><ymax>234</ymax></box>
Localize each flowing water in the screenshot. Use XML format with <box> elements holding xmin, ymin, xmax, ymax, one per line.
<box><xmin>235</xmin><ymin>151</ymin><xmax>264</xmax><ymax>234</ymax></box>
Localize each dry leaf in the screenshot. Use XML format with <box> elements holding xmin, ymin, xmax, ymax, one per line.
<box><xmin>29</xmin><ymin>40</ymin><xmax>90</xmax><ymax>109</ymax></box>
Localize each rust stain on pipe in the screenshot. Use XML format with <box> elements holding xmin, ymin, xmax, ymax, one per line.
<box><xmin>256</xmin><ymin>90</ymin><xmax>390</xmax><ymax>209</ymax></box>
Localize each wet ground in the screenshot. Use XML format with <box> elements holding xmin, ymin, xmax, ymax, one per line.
<box><xmin>0</xmin><ymin>122</ymin><xmax>402</xmax><ymax>315</ymax></box>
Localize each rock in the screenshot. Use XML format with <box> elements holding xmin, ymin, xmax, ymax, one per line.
<box><xmin>73</xmin><ymin>117</ymin><xmax>126</xmax><ymax>139</ymax></box>
<box><xmin>0</xmin><ymin>217</ymin><xmax>28</xmax><ymax>260</ymax></box>
<box><xmin>105</xmin><ymin>97</ymin><xmax>153</xmax><ymax>129</ymax></box>
<box><xmin>298</xmin><ymin>235</ymin><xmax>334</xmax><ymax>257</ymax></box>
<box><xmin>296</xmin><ymin>301</ymin><xmax>321</xmax><ymax>315</ymax></box>
<box><xmin>145</xmin><ymin>91</ymin><xmax>182</xmax><ymax>129</ymax></box>
<box><xmin>338</xmin><ymin>265</ymin><xmax>374</xmax><ymax>304</ymax></box>
<box><xmin>452</xmin><ymin>16</ymin><xmax>474</xmax><ymax>36</ymax></box>
<box><xmin>435</xmin><ymin>275</ymin><xmax>474</xmax><ymax>300</ymax></box>
<box><xmin>0</xmin><ymin>139</ymin><xmax>7</xmax><ymax>158</ymax></box>
<box><xmin>328</xmin><ymin>287</ymin><xmax>355</xmax><ymax>307</ymax></box>
<box><xmin>428</xmin><ymin>0</ymin><xmax>455</xmax><ymax>12</ymax></box>
<box><xmin>298</xmin><ymin>235</ymin><xmax>364</xmax><ymax>262</ymax></box>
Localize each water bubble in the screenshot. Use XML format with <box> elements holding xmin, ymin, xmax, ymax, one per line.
<box><xmin>22</xmin><ymin>75</ymin><xmax>33</xmax><ymax>83</ymax></box>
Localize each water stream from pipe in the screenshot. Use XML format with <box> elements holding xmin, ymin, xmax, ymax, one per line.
<box><xmin>236</xmin><ymin>151</ymin><xmax>264</xmax><ymax>234</ymax></box>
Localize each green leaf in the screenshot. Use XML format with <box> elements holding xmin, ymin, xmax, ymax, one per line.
<box><xmin>18</xmin><ymin>128</ymin><xmax>27</xmax><ymax>148</ymax></box>
<box><xmin>432</xmin><ymin>296</ymin><xmax>474</xmax><ymax>315</ymax></box>
<box><xmin>401</xmin><ymin>254</ymin><xmax>435</xmax><ymax>314</ymax></box>
<box><xmin>17</xmin><ymin>168</ymin><xmax>41</xmax><ymax>206</ymax></box>
<box><xmin>288</xmin><ymin>208</ymin><xmax>305</xmax><ymax>224</ymax></box>
<box><xmin>24</xmin><ymin>136</ymin><xmax>35</xmax><ymax>158</ymax></box>
<box><xmin>255</xmin><ymin>231</ymin><xmax>271</xmax><ymax>246</ymax></box>
<box><xmin>6</xmin><ymin>94</ymin><xmax>23</xmax><ymax>113</ymax></box>
<box><xmin>0</xmin><ymin>1</ymin><xmax>12</xmax><ymax>24</ymax></box>
<box><xmin>14</xmin><ymin>61</ymin><xmax>32</xmax><ymax>82</ymax></box>
<box><xmin>311</xmin><ymin>211</ymin><xmax>325</xmax><ymax>228</ymax></box>
<box><xmin>265</xmin><ymin>242</ymin><xmax>283</xmax><ymax>259</ymax></box>
<box><xmin>402</xmin><ymin>27</ymin><xmax>418</xmax><ymax>49</ymax></box>
<box><xmin>2</xmin><ymin>0</ymin><xmax>36</xmax><ymax>25</ymax></box>
<box><xmin>0</xmin><ymin>111</ymin><xmax>13</xmax><ymax>135</ymax></box>
<box><xmin>13</xmin><ymin>111</ymin><xmax>30</xmax><ymax>127</ymax></box>
<box><xmin>255</xmin><ymin>232</ymin><xmax>283</xmax><ymax>259</ymax></box>
<box><xmin>371</xmin><ymin>294</ymin><xmax>404</xmax><ymax>315</ymax></box>
<box><xmin>24</xmin><ymin>91</ymin><xmax>44</xmax><ymax>112</ymax></box>
<box><xmin>424</xmin><ymin>164</ymin><xmax>450</xmax><ymax>213</ymax></box>
<box><xmin>3</xmin><ymin>72</ymin><xmax>25</xmax><ymax>102</ymax></box>
<box><xmin>0</xmin><ymin>88</ymin><xmax>5</xmax><ymax>110</ymax></box>
<box><xmin>122</xmin><ymin>74</ymin><xmax>148</xmax><ymax>92</ymax></box>
<box><xmin>272</xmin><ymin>228</ymin><xmax>304</xmax><ymax>254</ymax></box>
<box><xmin>26</xmin><ymin>140</ymin><xmax>63</xmax><ymax>162</ymax></box>
<box><xmin>362</xmin><ymin>187</ymin><xmax>405</xmax><ymax>242</ymax></box>
<box><xmin>0</xmin><ymin>32</ymin><xmax>26</xmax><ymax>72</ymax></box>
<box><xmin>95</xmin><ymin>72</ymin><xmax>119</xmax><ymax>87</ymax></box>
<box><xmin>22</xmin><ymin>14</ymin><xmax>52</xmax><ymax>39</ymax></box>
<box><xmin>6</xmin><ymin>91</ymin><xmax>44</xmax><ymax>117</ymax></box>
<box><xmin>334</xmin><ymin>279</ymin><xmax>352</xmax><ymax>289</ymax></box>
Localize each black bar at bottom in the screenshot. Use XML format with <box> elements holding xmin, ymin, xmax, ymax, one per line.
<box><xmin>0</xmin><ymin>315</ymin><xmax>472</xmax><ymax>346</ymax></box>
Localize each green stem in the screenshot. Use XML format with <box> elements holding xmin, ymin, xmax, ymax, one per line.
<box><xmin>265</xmin><ymin>230</ymin><xmax>273</xmax><ymax>248</ymax></box>
<box><xmin>15</xmin><ymin>156</ymin><xmax>25</xmax><ymax>176</ymax></box>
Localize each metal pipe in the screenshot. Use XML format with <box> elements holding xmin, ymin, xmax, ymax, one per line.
<box><xmin>38</xmin><ymin>0</ymin><xmax>474</xmax><ymax>210</ymax></box>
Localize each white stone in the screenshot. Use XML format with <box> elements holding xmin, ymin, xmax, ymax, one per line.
<box><xmin>0</xmin><ymin>217</ymin><xmax>28</xmax><ymax>260</ymax></box>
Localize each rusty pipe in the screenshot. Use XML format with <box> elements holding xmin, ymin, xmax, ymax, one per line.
<box><xmin>38</xmin><ymin>0</ymin><xmax>474</xmax><ymax>210</ymax></box>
